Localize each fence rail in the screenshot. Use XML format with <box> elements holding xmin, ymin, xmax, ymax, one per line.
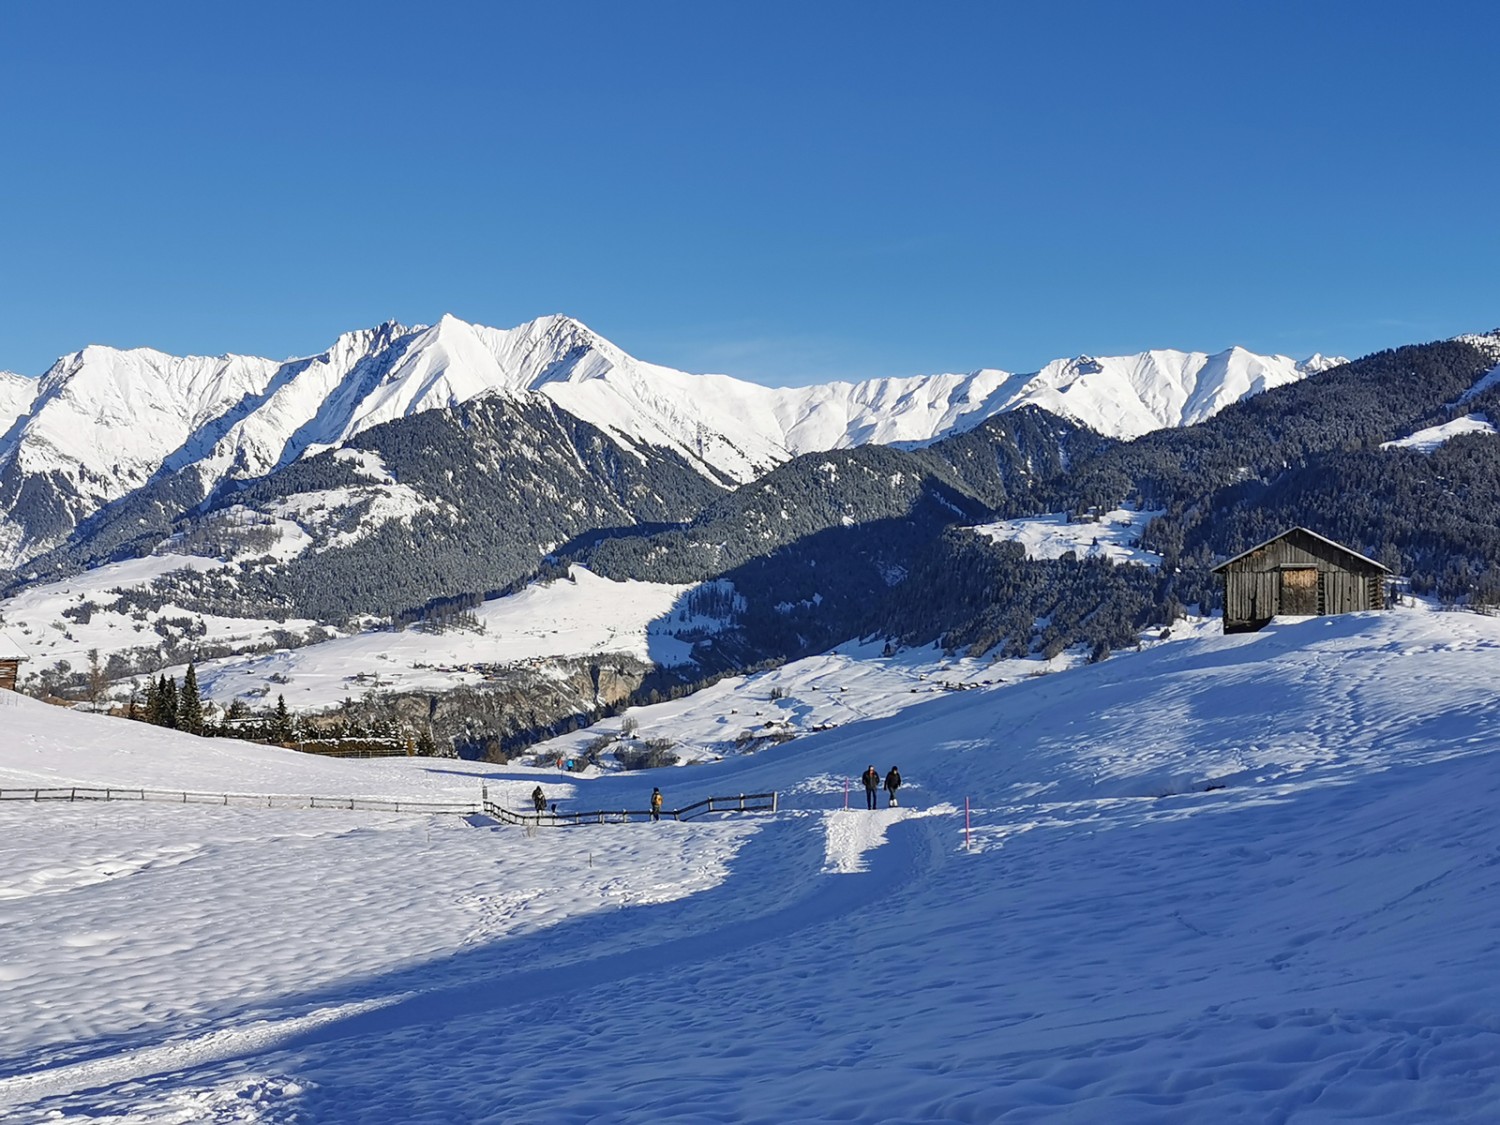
<box><xmin>0</xmin><ymin>787</ymin><xmax>479</xmax><ymax>815</ymax></box>
<box><xmin>482</xmin><ymin>790</ymin><xmax>778</xmax><ymax>827</ymax></box>
<box><xmin>0</xmin><ymin>786</ymin><xmax>779</xmax><ymax>826</ymax></box>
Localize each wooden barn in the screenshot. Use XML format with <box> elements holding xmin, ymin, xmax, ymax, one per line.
<box><xmin>1211</xmin><ymin>527</ymin><xmax>1389</xmax><ymax>634</ymax></box>
<box><xmin>0</xmin><ymin>630</ymin><xmax>28</xmax><ymax>691</ymax></box>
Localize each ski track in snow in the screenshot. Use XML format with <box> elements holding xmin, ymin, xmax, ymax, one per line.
<box><xmin>3</xmin><ymin>608</ymin><xmax>1500</xmax><ymax>1120</ymax></box>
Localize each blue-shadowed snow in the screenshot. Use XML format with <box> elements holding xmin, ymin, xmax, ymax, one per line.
<box><xmin>1380</xmin><ymin>412</ymin><xmax>1496</xmax><ymax>452</ymax></box>
<box><xmin>971</xmin><ymin>506</ymin><xmax>1165</xmax><ymax>566</ymax></box>
<box><xmin>2</xmin><ymin>605</ymin><xmax>1500</xmax><ymax>1121</ymax></box>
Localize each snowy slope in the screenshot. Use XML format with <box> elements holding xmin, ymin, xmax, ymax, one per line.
<box><xmin>532</xmin><ymin>333</ymin><xmax>1339</xmax><ymax>471</ymax></box>
<box><xmin>1</xmin><ymin>346</ymin><xmax>280</xmax><ymax>494</ymax></box>
<box><xmin>1</xmin><ymin>606</ymin><xmax>1498</xmax><ymax>1121</ymax></box>
<box><xmin>1000</xmin><ymin>346</ymin><xmax>1340</xmax><ymax>437</ymax></box>
<box><xmin>1381</xmin><ymin>413</ymin><xmax>1497</xmax><ymax>452</ymax></box>
<box><xmin>972</xmin><ymin>506</ymin><xmax>1165</xmax><ymax>566</ymax></box>
<box><xmin>0</xmin><ymin>371</ymin><xmax>36</xmax><ymax>436</ymax></box>
<box><xmin>0</xmin><ymin>315</ymin><xmax>1340</xmax><ymax>567</ymax></box>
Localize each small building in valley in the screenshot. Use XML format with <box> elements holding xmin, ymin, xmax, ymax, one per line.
<box><xmin>0</xmin><ymin>631</ymin><xmax>28</xmax><ymax>691</ymax></box>
<box><xmin>1211</xmin><ymin>527</ymin><xmax>1389</xmax><ymax>633</ymax></box>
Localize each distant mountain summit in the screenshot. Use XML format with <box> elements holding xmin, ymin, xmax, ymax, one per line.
<box><xmin>0</xmin><ymin>315</ymin><xmax>1340</xmax><ymax>567</ymax></box>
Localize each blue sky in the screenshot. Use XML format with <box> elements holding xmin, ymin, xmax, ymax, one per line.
<box><xmin>2</xmin><ymin>1</ymin><xmax>1496</xmax><ymax>385</ymax></box>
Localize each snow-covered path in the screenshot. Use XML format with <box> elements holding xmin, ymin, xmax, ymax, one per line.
<box><xmin>4</xmin><ymin>608</ymin><xmax>1500</xmax><ymax>1121</ymax></box>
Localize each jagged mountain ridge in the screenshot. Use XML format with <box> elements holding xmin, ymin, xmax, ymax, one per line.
<box><xmin>0</xmin><ymin>315</ymin><xmax>1338</xmax><ymax>567</ymax></box>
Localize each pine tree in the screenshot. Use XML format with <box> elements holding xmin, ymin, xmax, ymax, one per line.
<box><xmin>141</xmin><ymin>678</ymin><xmax>159</xmax><ymax>723</ymax></box>
<box><xmin>159</xmin><ymin>675</ymin><xmax>179</xmax><ymax>729</ymax></box>
<box><xmin>271</xmin><ymin>694</ymin><xmax>294</xmax><ymax>744</ymax></box>
<box><xmin>178</xmin><ymin>664</ymin><xmax>203</xmax><ymax>736</ymax></box>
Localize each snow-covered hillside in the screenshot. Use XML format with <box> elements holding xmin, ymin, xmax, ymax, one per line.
<box><xmin>0</xmin><ymin>314</ymin><xmax>1339</xmax><ymax>566</ymax></box>
<box><xmin>1381</xmin><ymin>413</ymin><xmax>1496</xmax><ymax>452</ymax></box>
<box><xmin>3</xmin><ymin>606</ymin><xmax>1499</xmax><ymax>1121</ymax></box>
<box><xmin>0</xmin><ymin>371</ymin><xmax>34</xmax><ymax>434</ymax></box>
<box><xmin>972</xmin><ymin>506</ymin><xmax>1164</xmax><ymax>566</ymax></box>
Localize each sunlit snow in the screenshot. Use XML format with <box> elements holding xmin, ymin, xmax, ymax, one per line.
<box><xmin>971</xmin><ymin>506</ymin><xmax>1164</xmax><ymax>566</ymax></box>
<box><xmin>1380</xmin><ymin>412</ymin><xmax>1496</xmax><ymax>452</ymax></box>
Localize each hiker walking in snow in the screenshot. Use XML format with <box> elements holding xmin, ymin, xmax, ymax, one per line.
<box><xmin>650</xmin><ymin>787</ymin><xmax>664</xmax><ymax>822</ymax></box>
<box><xmin>532</xmin><ymin>785</ymin><xmax>546</xmax><ymax>814</ymax></box>
<box><xmin>884</xmin><ymin>766</ymin><xmax>902</xmax><ymax>807</ymax></box>
<box><xmin>862</xmin><ymin>765</ymin><xmax>881</xmax><ymax>810</ymax></box>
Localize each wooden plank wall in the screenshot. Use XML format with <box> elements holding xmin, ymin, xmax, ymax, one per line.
<box><xmin>0</xmin><ymin>660</ymin><xmax>18</xmax><ymax>692</ymax></box>
<box><xmin>1221</xmin><ymin>531</ymin><xmax>1385</xmax><ymax>631</ymax></box>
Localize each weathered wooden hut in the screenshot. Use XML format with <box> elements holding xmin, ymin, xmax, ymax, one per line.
<box><xmin>1211</xmin><ymin>527</ymin><xmax>1389</xmax><ymax>633</ymax></box>
<box><xmin>0</xmin><ymin>630</ymin><xmax>28</xmax><ymax>691</ymax></box>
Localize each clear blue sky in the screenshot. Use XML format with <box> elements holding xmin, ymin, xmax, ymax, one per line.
<box><xmin>2</xmin><ymin>1</ymin><xmax>1496</xmax><ymax>385</ymax></box>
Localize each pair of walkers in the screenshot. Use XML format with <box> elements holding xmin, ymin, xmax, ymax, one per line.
<box><xmin>860</xmin><ymin>765</ymin><xmax>901</xmax><ymax>809</ymax></box>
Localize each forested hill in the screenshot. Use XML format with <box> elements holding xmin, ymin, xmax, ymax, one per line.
<box><xmin>1023</xmin><ymin>335</ymin><xmax>1500</xmax><ymax>598</ymax></box>
<box><xmin>14</xmin><ymin>395</ymin><xmax>726</xmax><ymax>623</ymax></box>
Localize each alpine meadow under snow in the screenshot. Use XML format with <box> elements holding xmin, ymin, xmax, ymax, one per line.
<box><xmin>3</xmin><ymin>604</ymin><xmax>1500</xmax><ymax>1122</ymax></box>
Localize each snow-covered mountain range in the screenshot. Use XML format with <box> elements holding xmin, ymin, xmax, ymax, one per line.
<box><xmin>0</xmin><ymin>315</ymin><xmax>1339</xmax><ymax>568</ymax></box>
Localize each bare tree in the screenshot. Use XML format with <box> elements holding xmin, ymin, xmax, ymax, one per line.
<box><xmin>86</xmin><ymin>648</ymin><xmax>107</xmax><ymax>712</ymax></box>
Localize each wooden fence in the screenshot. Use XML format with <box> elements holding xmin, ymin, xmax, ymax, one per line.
<box><xmin>0</xmin><ymin>785</ymin><xmax>778</xmax><ymax>826</ymax></box>
<box><xmin>482</xmin><ymin>787</ymin><xmax>777</xmax><ymax>827</ymax></box>
<box><xmin>0</xmin><ymin>787</ymin><xmax>478</xmax><ymax>815</ymax></box>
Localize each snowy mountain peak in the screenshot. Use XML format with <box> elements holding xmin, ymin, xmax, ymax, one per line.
<box><xmin>1298</xmin><ymin>352</ymin><xmax>1343</xmax><ymax>373</ymax></box>
<box><xmin>0</xmin><ymin>314</ymin><xmax>1350</xmax><ymax>568</ymax></box>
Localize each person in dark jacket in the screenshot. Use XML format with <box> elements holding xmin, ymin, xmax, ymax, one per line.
<box><xmin>884</xmin><ymin>766</ymin><xmax>902</xmax><ymax>807</ymax></box>
<box><xmin>861</xmin><ymin>765</ymin><xmax>881</xmax><ymax>810</ymax></box>
<box><xmin>532</xmin><ymin>785</ymin><xmax>546</xmax><ymax>814</ymax></box>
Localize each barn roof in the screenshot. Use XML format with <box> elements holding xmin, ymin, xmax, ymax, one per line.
<box><xmin>0</xmin><ymin>630</ymin><xmax>30</xmax><ymax>661</ymax></box>
<box><xmin>1211</xmin><ymin>527</ymin><xmax>1390</xmax><ymax>575</ymax></box>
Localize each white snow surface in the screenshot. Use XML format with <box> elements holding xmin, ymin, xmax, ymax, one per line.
<box><xmin>0</xmin><ymin>555</ymin><xmax>320</xmax><ymax>678</ymax></box>
<box><xmin>0</xmin><ymin>315</ymin><xmax>1340</xmax><ymax>565</ymax></box>
<box><xmin>0</xmin><ymin>371</ymin><xmax>34</xmax><ymax>436</ymax></box>
<box><xmin>971</xmin><ymin>506</ymin><xmax>1165</xmax><ymax>566</ymax></box>
<box><xmin>194</xmin><ymin>567</ymin><xmax>707</xmax><ymax>709</ymax></box>
<box><xmin>3</xmin><ymin>606</ymin><xmax>1500</xmax><ymax>1121</ymax></box>
<box><xmin>1456</xmin><ymin>361</ymin><xmax>1500</xmax><ymax>404</ymax></box>
<box><xmin>1381</xmin><ymin>413</ymin><xmax>1497</xmax><ymax>452</ymax></box>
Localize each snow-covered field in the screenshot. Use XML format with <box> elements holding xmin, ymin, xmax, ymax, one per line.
<box><xmin>0</xmin><ymin>555</ymin><xmax>321</xmax><ymax>680</ymax></box>
<box><xmin>193</xmin><ymin>568</ymin><xmax>711</xmax><ymax>710</ymax></box>
<box><xmin>972</xmin><ymin>506</ymin><xmax>1164</xmax><ymax>566</ymax></box>
<box><xmin>3</xmin><ymin>606</ymin><xmax>1500</xmax><ymax>1121</ymax></box>
<box><xmin>1380</xmin><ymin>412</ymin><xmax>1496</xmax><ymax>452</ymax></box>
<box><xmin>0</xmin><ymin>564</ymin><xmax>720</xmax><ymax>711</ymax></box>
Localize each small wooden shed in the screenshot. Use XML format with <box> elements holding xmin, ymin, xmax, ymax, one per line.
<box><xmin>1211</xmin><ymin>527</ymin><xmax>1389</xmax><ymax>633</ymax></box>
<box><xmin>0</xmin><ymin>630</ymin><xmax>28</xmax><ymax>691</ymax></box>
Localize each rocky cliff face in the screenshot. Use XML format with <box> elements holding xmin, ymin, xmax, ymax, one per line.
<box><xmin>387</xmin><ymin>654</ymin><xmax>658</xmax><ymax>762</ymax></box>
